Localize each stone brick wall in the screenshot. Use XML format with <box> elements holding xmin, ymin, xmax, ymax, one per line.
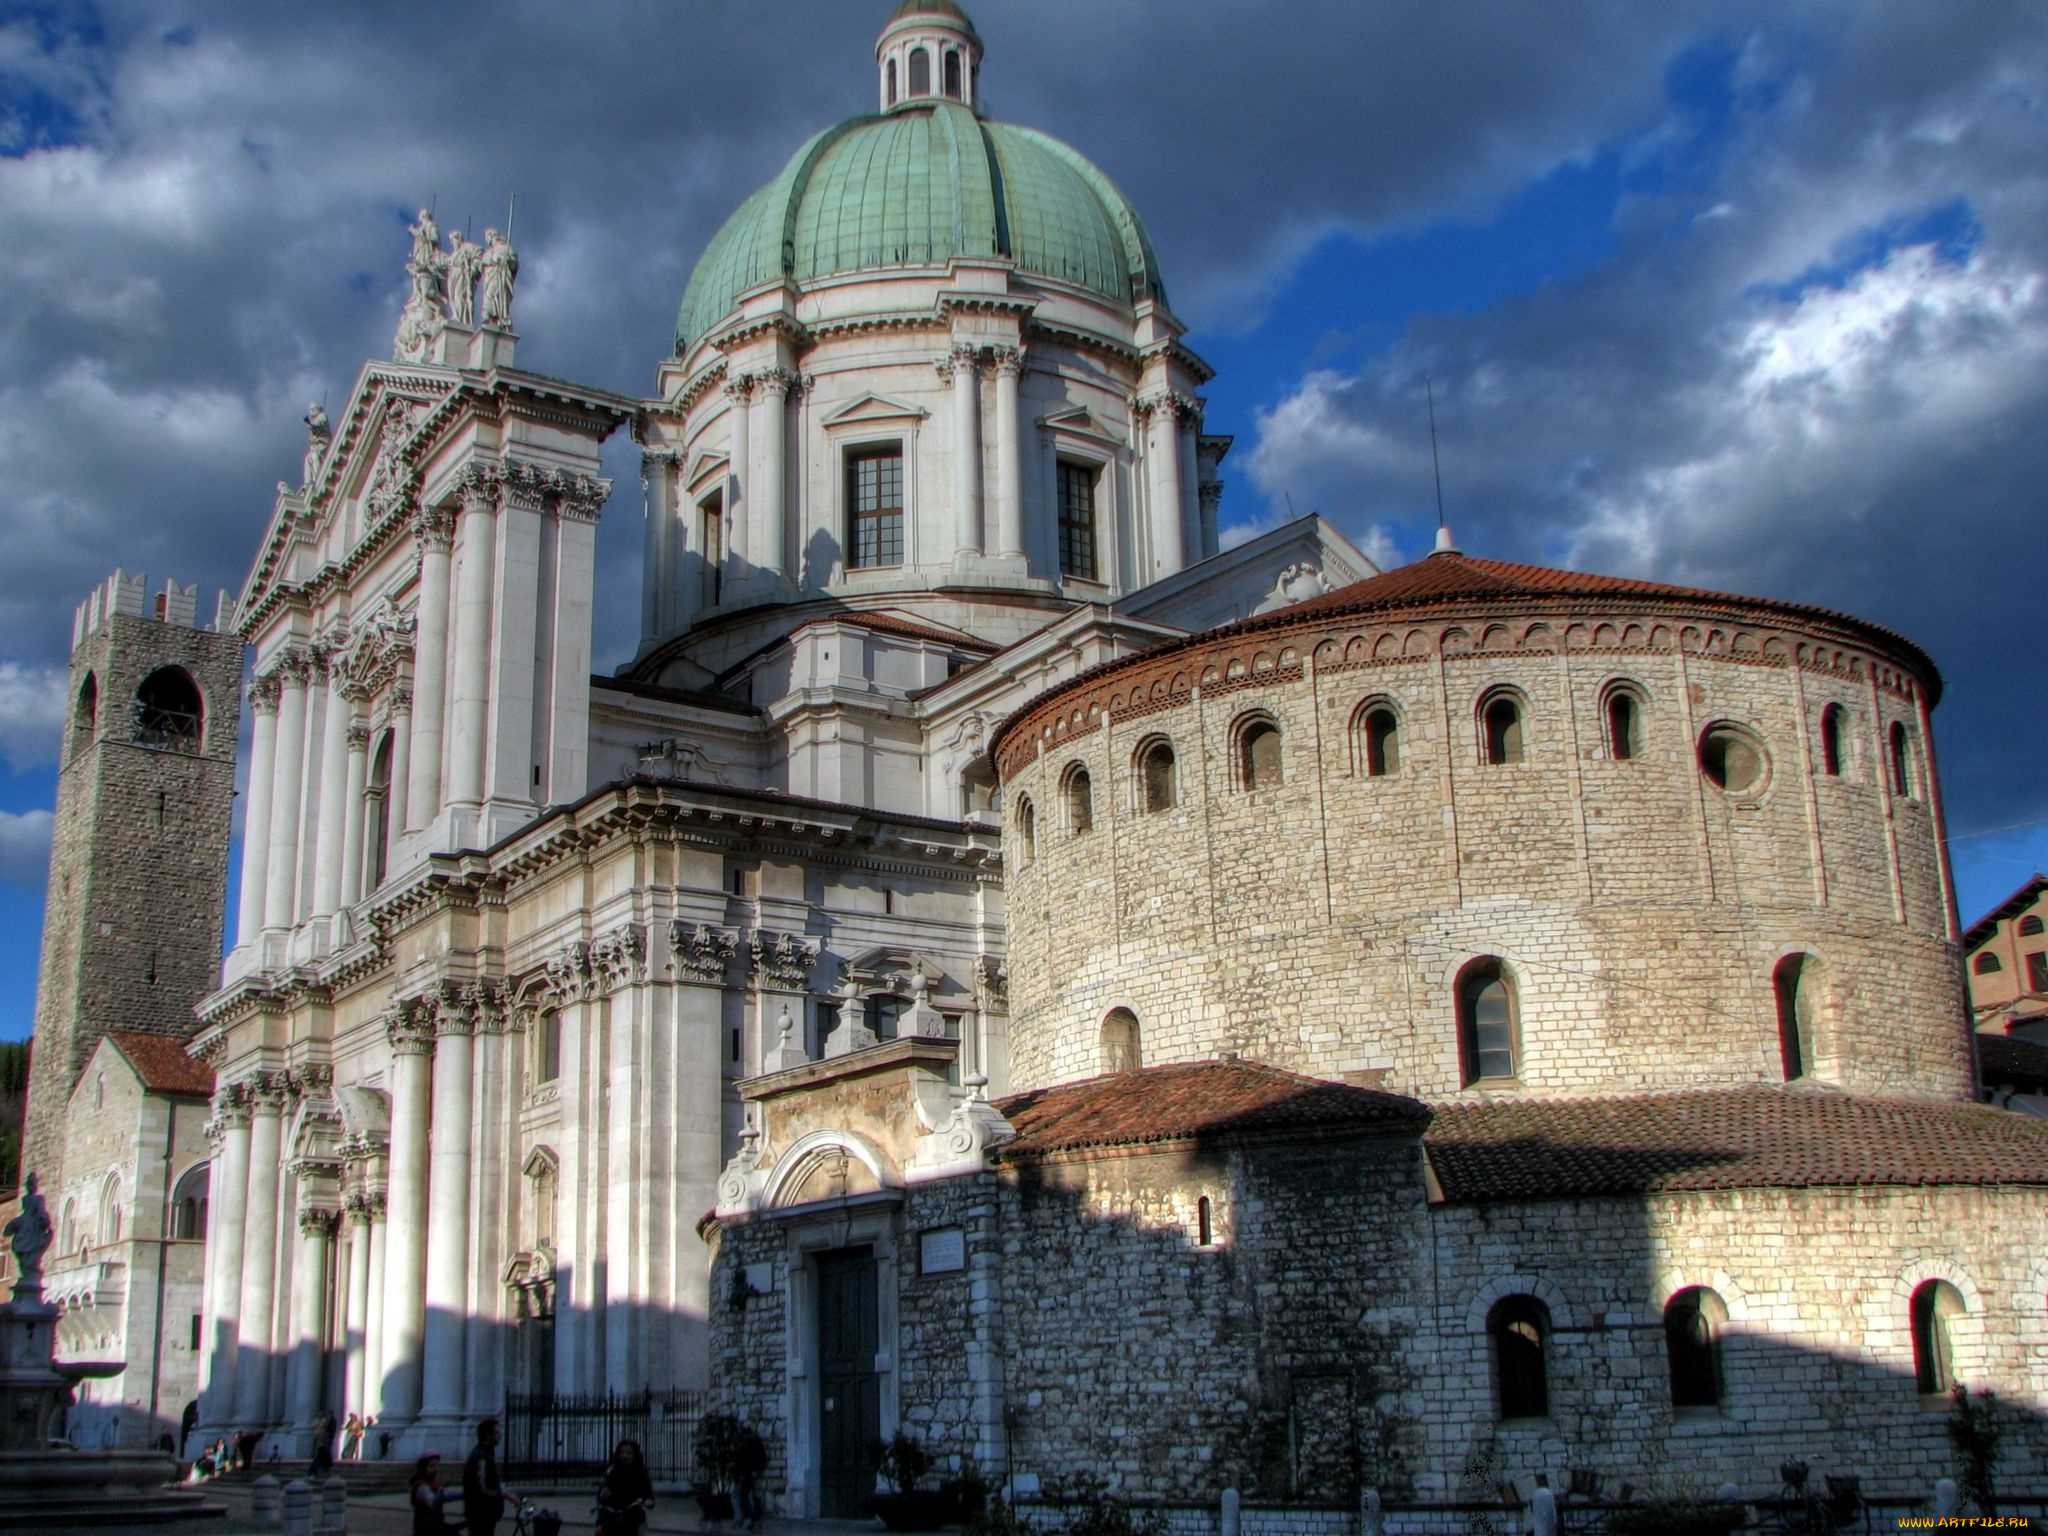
<box><xmin>998</xmin><ymin>607</ymin><xmax>1968</xmax><ymax>1103</ymax></box>
<box><xmin>26</xmin><ymin>607</ymin><xmax>243</xmax><ymax>1186</ymax></box>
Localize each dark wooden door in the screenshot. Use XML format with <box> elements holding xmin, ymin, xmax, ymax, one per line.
<box><xmin>816</xmin><ymin>1246</ymin><xmax>880</xmax><ymax>1516</ymax></box>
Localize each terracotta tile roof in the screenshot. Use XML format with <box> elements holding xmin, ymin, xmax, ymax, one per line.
<box><xmin>996</xmin><ymin>1058</ymin><xmax>1431</xmax><ymax>1158</ymax></box>
<box><xmin>104</xmin><ymin>1032</ymin><xmax>213</xmax><ymax>1097</ymax></box>
<box><xmin>1977</xmin><ymin>1033</ymin><xmax>2048</xmax><ymax>1094</ymax></box>
<box><xmin>788</xmin><ymin>612</ymin><xmax>998</xmax><ymax>650</ymax></box>
<box><xmin>1962</xmin><ymin>873</ymin><xmax>2048</xmax><ymax>952</ymax></box>
<box><xmin>1424</xmin><ymin>1086</ymin><xmax>2048</xmax><ymax>1202</ymax></box>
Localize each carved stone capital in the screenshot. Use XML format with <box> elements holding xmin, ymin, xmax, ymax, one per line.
<box><xmin>248</xmin><ymin>674</ymin><xmax>283</xmax><ymax>715</ymax></box>
<box><xmin>387</xmin><ymin>686</ymin><xmax>414</xmax><ymax>716</ymax></box>
<box><xmin>342</xmin><ymin>1190</ymin><xmax>374</xmax><ymax>1223</ymax></box>
<box><xmin>292</xmin><ymin>1062</ymin><xmax>334</xmax><ymax>1096</ymax></box>
<box><xmin>496</xmin><ymin>459</ymin><xmax>550</xmax><ymax>515</ymax></box>
<box><xmin>749</xmin><ymin>930</ymin><xmax>819</xmax><ymax>992</ymax></box>
<box><xmin>385</xmin><ymin>1002</ymin><xmax>438</xmax><ymax>1057</ymax></box>
<box><xmin>990</xmin><ymin>344</ymin><xmax>1026</xmax><ymax>379</ymax></box>
<box><xmin>668</xmin><ymin>921</ymin><xmax>739</xmax><ymax>983</ymax></box>
<box><xmin>590</xmin><ymin>924</ymin><xmax>648</xmax><ymax>995</ymax></box>
<box><xmin>207</xmin><ymin>1083</ymin><xmax>253</xmax><ymax>1137</ymax></box>
<box><xmin>721</xmin><ymin>375</ymin><xmax>755</xmax><ymax>406</ymax></box>
<box><xmin>975</xmin><ymin>954</ymin><xmax>1009</xmax><ymax>1012</ymax></box>
<box><xmin>346</xmin><ymin>719</ymin><xmax>373</xmax><ymax>750</ymax></box>
<box><xmin>410</xmin><ymin>505</ymin><xmax>455</xmax><ymax>552</ymax></box>
<box><xmin>753</xmin><ymin>366</ymin><xmax>798</xmax><ymax>402</ymax></box>
<box><xmin>542</xmin><ymin>940</ymin><xmax>594</xmax><ymax>1006</ymax></box>
<box><xmin>247</xmin><ymin>1072</ymin><xmax>291</xmax><ymax>1112</ymax></box>
<box><xmin>298</xmin><ymin>1206</ymin><xmax>340</xmax><ymax>1240</ymax></box>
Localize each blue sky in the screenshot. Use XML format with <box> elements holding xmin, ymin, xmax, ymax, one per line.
<box><xmin>0</xmin><ymin>1</ymin><xmax>2044</xmax><ymax>1040</ymax></box>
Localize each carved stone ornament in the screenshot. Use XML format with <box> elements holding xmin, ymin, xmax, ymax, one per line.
<box><xmin>248</xmin><ymin>673</ymin><xmax>284</xmax><ymax>715</ymax></box>
<box><xmin>297</xmin><ymin>1206</ymin><xmax>340</xmax><ymax>1240</ymax></box>
<box><xmin>715</xmin><ymin>1114</ymin><xmax>772</xmax><ymax>1213</ymax></box>
<box><xmin>543</xmin><ymin>940</ymin><xmax>595</xmax><ymax>1006</ymax></box>
<box><xmin>410</xmin><ymin>504</ymin><xmax>455</xmax><ymax>553</ymax></box>
<box><xmin>385</xmin><ymin>1000</ymin><xmax>438</xmax><ymax>1056</ymax></box>
<box><xmin>207</xmin><ymin>1081</ymin><xmax>254</xmax><ymax>1137</ymax></box>
<box><xmin>589</xmin><ymin>925</ymin><xmax>648</xmax><ymax>994</ymax></box>
<box><xmin>339</xmin><ymin>597</ymin><xmax>417</xmax><ymax>697</ymax></box>
<box><xmin>342</xmin><ymin>1189</ymin><xmax>374</xmax><ymax>1223</ymax></box>
<box><xmin>292</xmin><ymin>1062</ymin><xmax>335</xmax><ymax>1096</ymax></box>
<box><xmin>750</xmin><ymin>930</ymin><xmax>819</xmax><ymax>991</ymax></box>
<box><xmin>364</xmin><ymin>399</ymin><xmax>427</xmax><ymax>518</ymax></box>
<box><xmin>975</xmin><ymin>954</ymin><xmax>1009</xmax><ymax>1012</ymax></box>
<box><xmin>668</xmin><ymin>921</ymin><xmax>739</xmax><ymax>983</ymax></box>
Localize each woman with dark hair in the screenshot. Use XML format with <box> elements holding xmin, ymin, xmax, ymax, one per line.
<box><xmin>411</xmin><ymin>1451</ymin><xmax>464</xmax><ymax>1535</ymax></box>
<box><xmin>596</xmin><ymin>1438</ymin><xmax>655</xmax><ymax>1536</ymax></box>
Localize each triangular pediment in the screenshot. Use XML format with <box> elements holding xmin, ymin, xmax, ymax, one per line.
<box><xmin>686</xmin><ymin>451</ymin><xmax>730</xmax><ymax>494</ymax></box>
<box><xmin>821</xmin><ymin>392</ymin><xmax>929</xmax><ymax>428</ymax></box>
<box><xmin>842</xmin><ymin>945</ymin><xmax>954</xmax><ymax>991</ymax></box>
<box><xmin>1037</xmin><ymin>406</ymin><xmax>1121</xmax><ymax>446</ymax></box>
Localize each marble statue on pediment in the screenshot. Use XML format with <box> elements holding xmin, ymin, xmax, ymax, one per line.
<box><xmin>444</xmin><ymin>229</ymin><xmax>482</xmax><ymax>328</ymax></box>
<box><xmin>408</xmin><ymin>208</ymin><xmax>441</xmax><ymax>275</ymax></box>
<box><xmin>302</xmin><ymin>402</ymin><xmax>332</xmax><ymax>486</ymax></box>
<box><xmin>481</xmin><ymin>228</ymin><xmax>518</xmax><ymax>328</ymax></box>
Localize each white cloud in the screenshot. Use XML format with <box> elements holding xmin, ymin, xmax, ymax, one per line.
<box><xmin>0</xmin><ymin>663</ymin><xmax>70</xmax><ymax>771</ymax></box>
<box><xmin>0</xmin><ymin>810</ymin><xmax>53</xmax><ymax>890</ymax></box>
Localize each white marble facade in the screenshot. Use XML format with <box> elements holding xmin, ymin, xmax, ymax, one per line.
<box><xmin>189</xmin><ymin>1</ymin><xmax>1373</xmax><ymax>1456</ymax></box>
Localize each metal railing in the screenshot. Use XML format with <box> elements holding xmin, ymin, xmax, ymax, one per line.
<box><xmin>503</xmin><ymin>1388</ymin><xmax>707</xmax><ymax>1483</ymax></box>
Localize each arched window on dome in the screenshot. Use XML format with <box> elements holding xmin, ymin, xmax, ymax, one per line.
<box><xmin>1488</xmin><ymin>1296</ymin><xmax>1550</xmax><ymax>1420</ymax></box>
<box><xmin>1100</xmin><ymin>1009</ymin><xmax>1140</xmax><ymax>1074</ymax></box>
<box><xmin>1889</xmin><ymin>721</ymin><xmax>1917</xmax><ymax>799</ymax></box>
<box><xmin>886</xmin><ymin>57</ymin><xmax>898</xmax><ymax>107</ymax></box>
<box><xmin>1910</xmin><ymin>1280</ymin><xmax>1964</xmax><ymax>1395</ymax></box>
<box><xmin>1820</xmin><ymin>703</ymin><xmax>1847</xmax><ymax>777</ymax></box>
<box><xmin>943</xmin><ymin>48</ymin><xmax>962</xmax><ymax>98</ymax></box>
<box><xmin>1604</xmin><ymin>685</ymin><xmax>1644</xmax><ymax>761</ymax></box>
<box><xmin>1458</xmin><ymin>959</ymin><xmax>1517</xmax><ymax>1085</ymax></box>
<box><xmin>908</xmin><ymin>46</ymin><xmax>931</xmax><ymax>96</ymax></box>
<box><xmin>1665</xmin><ymin>1286</ymin><xmax>1727</xmax><ymax>1409</ymax></box>
<box><xmin>1973</xmin><ymin>951</ymin><xmax>2002</xmax><ymax>975</ymax></box>
<box><xmin>1774</xmin><ymin>953</ymin><xmax>1816</xmax><ymax>1081</ymax></box>
<box><xmin>1135</xmin><ymin>738</ymin><xmax>1176</xmax><ymax>814</ymax></box>
<box><xmin>134</xmin><ymin>665</ymin><xmax>203</xmax><ymax>753</ymax></box>
<box><xmin>1481</xmin><ymin>691</ymin><xmax>1524</xmax><ymax>765</ymax></box>
<box><xmin>1063</xmin><ymin>763</ymin><xmax>1094</xmax><ymax>835</ymax></box>
<box><xmin>1015</xmin><ymin>795</ymin><xmax>1036</xmax><ymax>863</ymax></box>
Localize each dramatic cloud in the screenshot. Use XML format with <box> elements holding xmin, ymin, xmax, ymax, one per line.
<box><xmin>0</xmin><ymin>662</ymin><xmax>69</xmax><ymax>771</ymax></box>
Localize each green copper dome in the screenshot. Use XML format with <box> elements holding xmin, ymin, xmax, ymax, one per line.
<box><xmin>674</xmin><ymin>101</ymin><xmax>1166</xmax><ymax>353</ymax></box>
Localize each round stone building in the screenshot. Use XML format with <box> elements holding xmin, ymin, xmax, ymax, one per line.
<box><xmin>991</xmin><ymin>544</ymin><xmax>1969</xmax><ymax>1102</ymax></box>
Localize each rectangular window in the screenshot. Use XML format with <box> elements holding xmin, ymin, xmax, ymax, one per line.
<box><xmin>866</xmin><ymin>995</ymin><xmax>906</xmax><ymax>1041</ymax></box>
<box><xmin>1057</xmin><ymin>459</ymin><xmax>1097</xmax><ymax>580</ymax></box>
<box><xmin>699</xmin><ymin>492</ymin><xmax>723</xmax><ymax>607</ymax></box>
<box><xmin>848</xmin><ymin>447</ymin><xmax>904</xmax><ymax>568</ymax></box>
<box><xmin>538</xmin><ymin>1013</ymin><xmax>562</xmax><ymax>1083</ymax></box>
<box><xmin>2027</xmin><ymin>952</ymin><xmax>2048</xmax><ymax>993</ymax></box>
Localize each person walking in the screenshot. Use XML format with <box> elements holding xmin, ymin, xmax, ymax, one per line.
<box><xmin>462</xmin><ymin>1418</ymin><xmax>507</xmax><ymax>1536</ymax></box>
<box><xmin>341</xmin><ymin>1412</ymin><xmax>363</xmax><ymax>1461</ymax></box>
<box><xmin>410</xmin><ymin>1452</ymin><xmax>464</xmax><ymax>1535</ymax></box>
<box><xmin>595</xmin><ymin>1439</ymin><xmax>654</xmax><ymax>1536</ymax></box>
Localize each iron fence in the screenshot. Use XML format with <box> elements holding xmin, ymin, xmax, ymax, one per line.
<box><xmin>503</xmin><ymin>1388</ymin><xmax>707</xmax><ymax>1483</ymax></box>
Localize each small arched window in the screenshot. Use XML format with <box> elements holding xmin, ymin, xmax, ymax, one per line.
<box><xmin>59</xmin><ymin>1198</ymin><xmax>78</xmax><ymax>1257</ymax></box>
<box><xmin>1605</xmin><ymin>689</ymin><xmax>1643</xmax><ymax>761</ymax></box>
<box><xmin>1458</xmin><ymin>960</ymin><xmax>1517</xmax><ymax>1084</ymax></box>
<box><xmin>943</xmin><ymin>48</ymin><xmax>962</xmax><ymax>98</ymax></box>
<box><xmin>1015</xmin><ymin>795</ymin><xmax>1036</xmax><ymax>863</ymax></box>
<box><xmin>1196</xmin><ymin>1194</ymin><xmax>1213</xmax><ymax>1247</ymax></box>
<box><xmin>1820</xmin><ymin>703</ymin><xmax>1846</xmax><ymax>777</ymax></box>
<box><xmin>886</xmin><ymin>57</ymin><xmax>898</xmax><ymax>106</ymax></box>
<box><xmin>364</xmin><ymin>731</ymin><xmax>394</xmax><ymax>894</ymax></box>
<box><xmin>1665</xmin><ymin>1287</ymin><xmax>1726</xmax><ymax>1409</ymax></box>
<box><xmin>1064</xmin><ymin>764</ymin><xmax>1094</xmax><ymax>835</ymax></box>
<box><xmin>1910</xmin><ymin>1280</ymin><xmax>1964</xmax><ymax>1395</ymax></box>
<box><xmin>908</xmin><ymin>46</ymin><xmax>931</xmax><ymax>95</ymax></box>
<box><xmin>1356</xmin><ymin>704</ymin><xmax>1400</xmax><ymax>778</ymax></box>
<box><xmin>2022</xmin><ymin>916</ymin><xmax>2045</xmax><ymax>938</ymax></box>
<box><xmin>1973</xmin><ymin>951</ymin><xmax>2003</xmax><ymax>975</ymax></box>
<box><xmin>1482</xmin><ymin>694</ymin><xmax>1523</xmax><ymax>765</ymax></box>
<box><xmin>1488</xmin><ymin>1296</ymin><xmax>1550</xmax><ymax>1419</ymax></box>
<box><xmin>133</xmin><ymin>666</ymin><xmax>203</xmax><ymax>753</ymax></box>
<box><xmin>1889</xmin><ymin>722</ymin><xmax>1915</xmax><ymax>798</ymax></box>
<box><xmin>1100</xmin><ymin>1008</ymin><xmax>1141</xmax><ymax>1073</ymax></box>
<box><xmin>1238</xmin><ymin>717</ymin><xmax>1283</xmax><ymax>791</ymax></box>
<box><xmin>171</xmin><ymin>1163</ymin><xmax>209</xmax><ymax>1241</ymax></box>
<box><xmin>1137</xmin><ymin>739</ymin><xmax>1176</xmax><ymax>814</ymax></box>
<box><xmin>1774</xmin><ymin>953</ymin><xmax>1814</xmax><ymax>1081</ymax></box>
<box><xmin>71</xmin><ymin>673</ymin><xmax>98</xmax><ymax>760</ymax></box>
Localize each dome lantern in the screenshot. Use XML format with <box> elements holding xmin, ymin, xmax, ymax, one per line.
<box><xmin>877</xmin><ymin>0</ymin><xmax>983</xmax><ymax>114</ymax></box>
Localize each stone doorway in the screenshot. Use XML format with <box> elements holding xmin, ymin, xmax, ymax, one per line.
<box><xmin>816</xmin><ymin>1246</ymin><xmax>880</xmax><ymax>1517</ymax></box>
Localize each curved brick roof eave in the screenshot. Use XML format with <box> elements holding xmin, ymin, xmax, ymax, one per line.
<box><xmin>987</xmin><ymin>553</ymin><xmax>1944</xmax><ymax>777</ymax></box>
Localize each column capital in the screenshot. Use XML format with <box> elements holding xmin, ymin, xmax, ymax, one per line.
<box><xmin>936</xmin><ymin>345</ymin><xmax>981</xmax><ymax>383</ymax></box>
<box><xmin>249</xmin><ymin>673</ymin><xmax>284</xmax><ymax>715</ymax></box>
<box><xmin>207</xmin><ymin>1082</ymin><xmax>253</xmax><ymax>1136</ymax></box>
<box><xmin>387</xmin><ymin>685</ymin><xmax>414</xmax><ymax>717</ymax></box>
<box><xmin>721</xmin><ymin>374</ymin><xmax>755</xmax><ymax>406</ymax></box>
<box><xmin>290</xmin><ymin>1061</ymin><xmax>334</xmax><ymax>1096</ymax></box>
<box><xmin>749</xmin><ymin>929</ymin><xmax>820</xmax><ymax>991</ymax></box>
<box><xmin>753</xmin><ymin>365</ymin><xmax>799</xmax><ymax>401</ymax></box>
<box><xmin>247</xmin><ymin>1071</ymin><xmax>291</xmax><ymax>1113</ymax></box>
<box><xmin>458</xmin><ymin>462</ymin><xmax>502</xmax><ymax>516</ymax></box>
<box><xmin>271</xmin><ymin>645</ymin><xmax>316</xmax><ymax>686</ymax></box>
<box><xmin>346</xmin><ymin>719</ymin><xmax>373</xmax><ymax>750</ymax></box>
<box><xmin>590</xmin><ymin>924</ymin><xmax>648</xmax><ymax>995</ymax></box>
<box><xmin>298</xmin><ymin>1206</ymin><xmax>340</xmax><ymax>1239</ymax></box>
<box><xmin>386</xmin><ymin>1002</ymin><xmax>438</xmax><ymax>1057</ymax></box>
<box><xmin>667</xmin><ymin>921</ymin><xmax>739</xmax><ymax>983</ymax></box>
<box><xmin>990</xmin><ymin>344</ymin><xmax>1026</xmax><ymax>378</ymax></box>
<box><xmin>342</xmin><ymin>1190</ymin><xmax>375</xmax><ymax>1224</ymax></box>
<box><xmin>410</xmin><ymin>504</ymin><xmax>455</xmax><ymax>552</ymax></box>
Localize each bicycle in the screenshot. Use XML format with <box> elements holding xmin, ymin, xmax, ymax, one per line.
<box><xmin>510</xmin><ymin>1498</ymin><xmax>563</xmax><ymax>1536</ymax></box>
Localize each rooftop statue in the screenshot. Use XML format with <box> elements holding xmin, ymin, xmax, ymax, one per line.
<box><xmin>444</xmin><ymin>228</ymin><xmax>482</xmax><ymax>329</ymax></box>
<box><xmin>481</xmin><ymin>228</ymin><xmax>519</xmax><ymax>329</ymax></box>
<box><xmin>302</xmin><ymin>401</ymin><xmax>331</xmax><ymax>487</ymax></box>
<box><xmin>394</xmin><ymin>207</ymin><xmax>448</xmax><ymax>362</ymax></box>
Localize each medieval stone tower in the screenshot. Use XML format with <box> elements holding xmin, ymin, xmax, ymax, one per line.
<box><xmin>21</xmin><ymin>572</ymin><xmax>243</xmax><ymax>1187</ymax></box>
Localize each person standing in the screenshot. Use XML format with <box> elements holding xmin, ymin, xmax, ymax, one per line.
<box><xmin>309</xmin><ymin>1407</ymin><xmax>337</xmax><ymax>1476</ymax></box>
<box><xmin>595</xmin><ymin>1439</ymin><xmax>654</xmax><ymax>1536</ymax></box>
<box><xmin>462</xmin><ymin>1418</ymin><xmax>506</xmax><ymax>1536</ymax></box>
<box><xmin>341</xmin><ymin>1413</ymin><xmax>363</xmax><ymax>1461</ymax></box>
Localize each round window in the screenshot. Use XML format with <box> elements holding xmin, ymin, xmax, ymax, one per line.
<box><xmin>1699</xmin><ymin>725</ymin><xmax>1768</xmax><ymax>794</ymax></box>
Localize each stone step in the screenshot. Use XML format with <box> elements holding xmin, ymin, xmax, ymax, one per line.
<box><xmin>0</xmin><ymin>1492</ymin><xmax>227</xmax><ymax>1529</ymax></box>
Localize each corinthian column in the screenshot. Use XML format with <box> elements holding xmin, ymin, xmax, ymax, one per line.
<box><xmin>264</xmin><ymin>655</ymin><xmax>309</xmax><ymax>932</ymax></box>
<box><xmin>237</xmin><ymin>677</ymin><xmax>281</xmax><ymax>947</ymax></box>
<box><xmin>232</xmin><ymin>1077</ymin><xmax>288</xmax><ymax>1426</ymax></box>
<box><xmin>287</xmin><ymin>1205</ymin><xmax>338</xmax><ymax>1432</ymax></box>
<box><xmin>404</xmin><ymin>507</ymin><xmax>455</xmax><ymax>830</ymax></box>
<box><xmin>946</xmin><ymin>345</ymin><xmax>982</xmax><ymax>560</ymax></box>
<box><xmin>339</xmin><ymin>717</ymin><xmax>370</xmax><ymax>909</ymax></box>
<box><xmin>420</xmin><ymin>987</ymin><xmax>480</xmax><ymax>1426</ymax></box>
<box><xmin>754</xmin><ymin>369</ymin><xmax>794</xmax><ymax>580</ymax></box>
<box><xmin>311</xmin><ymin>653</ymin><xmax>352</xmax><ymax>922</ymax></box>
<box><xmin>198</xmin><ymin>1087</ymin><xmax>252</xmax><ymax>1429</ymax></box>
<box><xmin>992</xmin><ymin>346</ymin><xmax>1025</xmax><ymax>562</ymax></box>
<box><xmin>446</xmin><ymin>472</ymin><xmax>498</xmax><ymax>813</ymax></box>
<box><xmin>724</xmin><ymin>376</ymin><xmax>752</xmax><ymax>569</ymax></box>
<box><xmin>342</xmin><ymin>1191</ymin><xmax>372</xmax><ymax>1417</ymax></box>
<box><xmin>378</xmin><ymin>1006</ymin><xmax>436</xmax><ymax>1428</ymax></box>
<box><xmin>1143</xmin><ymin>394</ymin><xmax>1186</xmax><ymax>580</ymax></box>
<box><xmin>363</xmin><ymin>1191</ymin><xmax>388</xmax><ymax>1417</ymax></box>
